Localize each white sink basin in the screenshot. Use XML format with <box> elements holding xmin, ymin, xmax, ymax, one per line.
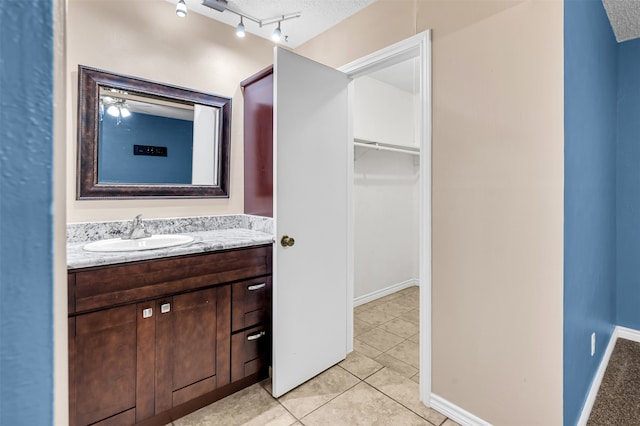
<box><xmin>83</xmin><ymin>234</ymin><xmax>194</xmax><ymax>252</ymax></box>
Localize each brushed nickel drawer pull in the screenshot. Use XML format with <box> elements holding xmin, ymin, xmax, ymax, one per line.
<box><xmin>247</xmin><ymin>283</ymin><xmax>266</xmax><ymax>291</ymax></box>
<box><xmin>247</xmin><ymin>331</ymin><xmax>266</xmax><ymax>341</ymax></box>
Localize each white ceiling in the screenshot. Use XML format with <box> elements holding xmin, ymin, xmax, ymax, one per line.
<box><xmin>166</xmin><ymin>0</ymin><xmax>375</xmax><ymax>48</ymax></box>
<box><xmin>602</xmin><ymin>0</ymin><xmax>640</xmax><ymax>43</ymax></box>
<box><xmin>368</xmin><ymin>58</ymin><xmax>420</xmax><ymax>94</ymax></box>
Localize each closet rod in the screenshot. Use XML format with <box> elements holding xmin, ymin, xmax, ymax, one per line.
<box><xmin>353</xmin><ymin>140</ymin><xmax>420</xmax><ymax>156</ymax></box>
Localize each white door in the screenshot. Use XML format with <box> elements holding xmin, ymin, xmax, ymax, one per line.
<box><xmin>272</xmin><ymin>48</ymin><xmax>350</xmax><ymax>397</ymax></box>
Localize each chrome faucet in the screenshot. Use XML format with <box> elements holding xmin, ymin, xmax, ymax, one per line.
<box><xmin>123</xmin><ymin>214</ymin><xmax>152</xmax><ymax>240</ymax></box>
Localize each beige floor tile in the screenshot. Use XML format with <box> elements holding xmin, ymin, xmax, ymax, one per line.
<box><xmin>277</xmin><ymin>365</ymin><xmax>359</xmax><ymax>419</ymax></box>
<box><xmin>357</xmin><ymin>327</ymin><xmax>405</xmax><ymax>352</ymax></box>
<box><xmin>365</xmin><ymin>368</ymin><xmax>446</xmax><ymax>426</ymax></box>
<box><xmin>355</xmin><ymin>309</ymin><xmax>396</xmax><ymax>327</ymax></box>
<box><xmin>372</xmin><ymin>301</ymin><xmax>413</xmax><ymax>317</ymax></box>
<box><xmin>386</xmin><ymin>340</ymin><xmax>420</xmax><ymax>369</ymax></box>
<box><xmin>443</xmin><ymin>419</ymin><xmax>462</xmax><ymax>426</ymax></box>
<box><xmin>398</xmin><ymin>285</ymin><xmax>419</xmax><ymax>295</ymax></box>
<box><xmin>354</xmin><ymin>318</ymin><xmax>375</xmax><ymax>337</ymax></box>
<box><xmin>354</xmin><ymin>339</ymin><xmax>383</xmax><ymax>358</ymax></box>
<box><xmin>173</xmin><ymin>383</ymin><xmax>295</xmax><ymax>426</ymax></box>
<box><xmin>339</xmin><ymin>351</ymin><xmax>383</xmax><ymax>379</ymax></box>
<box><xmin>354</xmin><ymin>303</ymin><xmax>373</xmax><ymax>314</ymax></box>
<box><xmin>378</xmin><ymin>317</ymin><xmax>420</xmax><ymax>339</ymax></box>
<box><xmin>410</xmin><ymin>372</ymin><xmax>420</xmax><ymax>384</ymax></box>
<box><xmin>408</xmin><ymin>332</ymin><xmax>420</xmax><ymax>343</ymax></box>
<box><xmin>393</xmin><ymin>294</ymin><xmax>420</xmax><ymax>309</ymax></box>
<box><xmin>399</xmin><ymin>308</ymin><xmax>420</xmax><ymax>325</ymax></box>
<box><xmin>375</xmin><ymin>353</ymin><xmax>418</xmax><ymax>379</ymax></box>
<box><xmin>358</xmin><ymin>298</ymin><xmax>386</xmax><ymax>310</ymax></box>
<box><xmin>301</xmin><ymin>382</ymin><xmax>431</xmax><ymax>425</ymax></box>
<box><xmin>375</xmin><ymin>353</ymin><xmax>419</xmax><ymax>378</ymax></box>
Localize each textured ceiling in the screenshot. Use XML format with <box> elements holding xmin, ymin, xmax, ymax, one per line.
<box><xmin>167</xmin><ymin>0</ymin><xmax>375</xmax><ymax>48</ymax></box>
<box><xmin>602</xmin><ymin>0</ymin><xmax>640</xmax><ymax>42</ymax></box>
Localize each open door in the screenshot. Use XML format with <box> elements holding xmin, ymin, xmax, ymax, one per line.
<box><xmin>272</xmin><ymin>48</ymin><xmax>350</xmax><ymax>397</ymax></box>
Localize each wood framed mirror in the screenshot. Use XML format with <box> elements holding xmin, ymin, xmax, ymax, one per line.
<box><xmin>76</xmin><ymin>65</ymin><xmax>231</xmax><ymax>199</ymax></box>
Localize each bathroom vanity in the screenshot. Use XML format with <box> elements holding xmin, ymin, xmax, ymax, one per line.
<box><xmin>67</xmin><ymin>219</ymin><xmax>273</xmax><ymax>426</ymax></box>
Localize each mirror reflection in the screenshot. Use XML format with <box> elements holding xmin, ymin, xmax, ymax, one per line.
<box><xmin>77</xmin><ymin>65</ymin><xmax>231</xmax><ymax>199</ymax></box>
<box><xmin>97</xmin><ymin>88</ymin><xmax>219</xmax><ymax>186</ymax></box>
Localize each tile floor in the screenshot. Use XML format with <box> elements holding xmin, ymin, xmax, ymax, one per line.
<box><xmin>588</xmin><ymin>338</ymin><xmax>640</xmax><ymax>425</ymax></box>
<box><xmin>169</xmin><ymin>286</ymin><xmax>457</xmax><ymax>426</ymax></box>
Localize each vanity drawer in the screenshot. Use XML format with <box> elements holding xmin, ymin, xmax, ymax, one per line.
<box><xmin>231</xmin><ymin>324</ymin><xmax>270</xmax><ymax>382</ymax></box>
<box><xmin>69</xmin><ymin>245</ymin><xmax>272</xmax><ymax>314</ymax></box>
<box><xmin>231</xmin><ymin>277</ymin><xmax>271</xmax><ymax>332</ymax></box>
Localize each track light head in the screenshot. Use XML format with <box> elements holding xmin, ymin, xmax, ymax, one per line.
<box><xmin>176</xmin><ymin>0</ymin><xmax>187</xmax><ymax>17</ymax></box>
<box><xmin>236</xmin><ymin>17</ymin><xmax>245</xmax><ymax>38</ymax></box>
<box><xmin>272</xmin><ymin>22</ymin><xmax>282</xmax><ymax>42</ymax></box>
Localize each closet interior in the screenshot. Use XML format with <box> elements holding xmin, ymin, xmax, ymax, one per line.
<box><xmin>353</xmin><ymin>57</ymin><xmax>421</xmax><ymax>304</ymax></box>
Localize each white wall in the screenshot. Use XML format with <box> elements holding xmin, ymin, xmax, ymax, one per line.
<box><xmin>354</xmin><ymin>76</ymin><xmax>418</xmax><ymax>148</ymax></box>
<box><xmin>354</xmin><ymin>148</ymin><xmax>419</xmax><ymax>299</ymax></box>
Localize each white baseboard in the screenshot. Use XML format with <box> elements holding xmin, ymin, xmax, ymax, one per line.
<box><xmin>577</xmin><ymin>325</ymin><xmax>640</xmax><ymax>426</ymax></box>
<box><xmin>353</xmin><ymin>278</ymin><xmax>419</xmax><ymax>307</ymax></box>
<box><xmin>430</xmin><ymin>393</ymin><xmax>492</xmax><ymax>426</ymax></box>
<box><xmin>615</xmin><ymin>326</ymin><xmax>640</xmax><ymax>343</ymax></box>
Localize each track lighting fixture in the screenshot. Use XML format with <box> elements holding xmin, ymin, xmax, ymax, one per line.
<box><xmin>181</xmin><ymin>2</ymin><xmax>300</xmax><ymax>43</ymax></box>
<box><xmin>236</xmin><ymin>17</ymin><xmax>245</xmax><ymax>38</ymax></box>
<box><xmin>175</xmin><ymin>0</ymin><xmax>187</xmax><ymax>18</ymax></box>
<box><xmin>271</xmin><ymin>21</ymin><xmax>282</xmax><ymax>42</ymax></box>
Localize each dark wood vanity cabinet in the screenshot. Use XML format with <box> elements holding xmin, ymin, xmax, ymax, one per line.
<box><xmin>68</xmin><ymin>245</ymin><xmax>272</xmax><ymax>426</ymax></box>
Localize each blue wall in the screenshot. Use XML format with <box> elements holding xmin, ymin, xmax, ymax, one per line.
<box><xmin>99</xmin><ymin>112</ymin><xmax>194</xmax><ymax>184</ymax></box>
<box><xmin>564</xmin><ymin>1</ymin><xmax>618</xmax><ymax>425</ymax></box>
<box><xmin>0</xmin><ymin>1</ymin><xmax>55</xmax><ymax>425</ymax></box>
<box><xmin>616</xmin><ymin>38</ymin><xmax>640</xmax><ymax>330</ymax></box>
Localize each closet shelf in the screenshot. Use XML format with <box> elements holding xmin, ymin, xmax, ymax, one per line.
<box><xmin>354</xmin><ymin>139</ymin><xmax>420</xmax><ymax>156</ymax></box>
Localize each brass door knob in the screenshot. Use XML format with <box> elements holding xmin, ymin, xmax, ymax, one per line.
<box><xmin>281</xmin><ymin>235</ymin><xmax>295</xmax><ymax>247</ymax></box>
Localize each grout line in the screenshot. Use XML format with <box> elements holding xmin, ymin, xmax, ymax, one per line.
<box><xmin>292</xmin><ymin>365</ymin><xmax>362</xmax><ymax>423</ymax></box>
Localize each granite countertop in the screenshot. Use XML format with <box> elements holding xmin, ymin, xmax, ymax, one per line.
<box><xmin>67</xmin><ymin>216</ymin><xmax>274</xmax><ymax>270</ymax></box>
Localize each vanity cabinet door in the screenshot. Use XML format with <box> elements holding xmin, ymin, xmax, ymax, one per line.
<box><xmin>69</xmin><ymin>303</ymin><xmax>155</xmax><ymax>426</ymax></box>
<box><xmin>155</xmin><ymin>285</ymin><xmax>231</xmax><ymax>411</ymax></box>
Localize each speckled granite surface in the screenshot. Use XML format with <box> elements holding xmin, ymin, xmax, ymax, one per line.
<box><xmin>67</xmin><ymin>214</ymin><xmax>272</xmax><ymax>243</ymax></box>
<box><xmin>67</xmin><ymin>215</ymin><xmax>273</xmax><ymax>269</ymax></box>
<box><xmin>588</xmin><ymin>338</ymin><xmax>640</xmax><ymax>425</ymax></box>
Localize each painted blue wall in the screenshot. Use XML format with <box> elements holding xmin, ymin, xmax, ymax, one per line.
<box><xmin>98</xmin><ymin>112</ymin><xmax>194</xmax><ymax>184</ymax></box>
<box><xmin>616</xmin><ymin>38</ymin><xmax>640</xmax><ymax>330</ymax></box>
<box><xmin>0</xmin><ymin>1</ymin><xmax>55</xmax><ymax>425</ymax></box>
<box><xmin>564</xmin><ymin>0</ymin><xmax>618</xmax><ymax>424</ymax></box>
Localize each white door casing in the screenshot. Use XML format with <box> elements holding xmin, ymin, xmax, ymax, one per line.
<box><xmin>272</xmin><ymin>48</ymin><xmax>350</xmax><ymax>398</ymax></box>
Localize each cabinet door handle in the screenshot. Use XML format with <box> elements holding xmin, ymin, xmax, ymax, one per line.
<box><xmin>247</xmin><ymin>283</ymin><xmax>266</xmax><ymax>291</ymax></box>
<box><xmin>160</xmin><ymin>303</ymin><xmax>171</xmax><ymax>314</ymax></box>
<box><xmin>247</xmin><ymin>331</ymin><xmax>266</xmax><ymax>341</ymax></box>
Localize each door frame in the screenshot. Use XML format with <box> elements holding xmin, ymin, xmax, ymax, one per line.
<box><xmin>339</xmin><ymin>30</ymin><xmax>432</xmax><ymax>405</ymax></box>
